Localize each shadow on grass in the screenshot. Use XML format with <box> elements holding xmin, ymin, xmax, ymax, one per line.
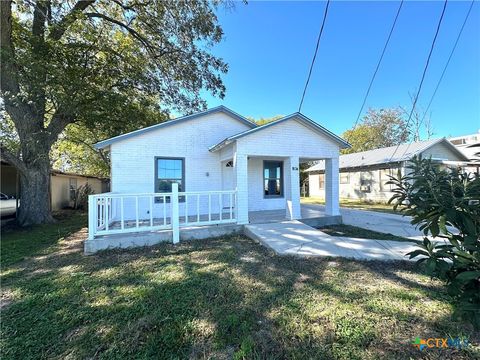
<box><xmin>1</xmin><ymin>215</ymin><xmax>478</xmax><ymax>359</ymax></box>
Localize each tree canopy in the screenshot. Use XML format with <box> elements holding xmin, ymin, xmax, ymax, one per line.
<box><xmin>0</xmin><ymin>0</ymin><xmax>230</xmax><ymax>225</ymax></box>
<box><xmin>342</xmin><ymin>108</ymin><xmax>412</xmax><ymax>154</ymax></box>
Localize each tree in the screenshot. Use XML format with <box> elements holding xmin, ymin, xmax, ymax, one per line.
<box><xmin>342</xmin><ymin>108</ymin><xmax>411</xmax><ymax>154</ymax></box>
<box><xmin>248</xmin><ymin>115</ymin><xmax>284</xmax><ymax>126</ymax></box>
<box><xmin>388</xmin><ymin>157</ymin><xmax>480</xmax><ymax>328</ymax></box>
<box><xmin>0</xmin><ymin>0</ymin><xmax>228</xmax><ymax>225</ymax></box>
<box><xmin>400</xmin><ymin>93</ymin><xmax>435</xmax><ymax>141</ymax></box>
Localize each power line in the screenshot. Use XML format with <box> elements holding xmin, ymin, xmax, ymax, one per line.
<box><xmin>352</xmin><ymin>0</ymin><xmax>404</xmax><ymax>130</ymax></box>
<box><xmin>298</xmin><ymin>0</ymin><xmax>330</xmax><ymax>113</ymax></box>
<box><xmin>419</xmin><ymin>0</ymin><xmax>475</xmax><ymax>129</ymax></box>
<box><xmin>389</xmin><ymin>0</ymin><xmax>449</xmax><ymax>162</ymax></box>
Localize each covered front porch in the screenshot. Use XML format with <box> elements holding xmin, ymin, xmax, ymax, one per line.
<box><xmin>218</xmin><ymin>150</ymin><xmax>341</xmax><ymax>225</ymax></box>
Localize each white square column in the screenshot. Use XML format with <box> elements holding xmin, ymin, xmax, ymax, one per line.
<box><xmin>325</xmin><ymin>157</ymin><xmax>340</xmax><ymax>216</ymax></box>
<box><xmin>285</xmin><ymin>156</ymin><xmax>301</xmax><ymax>220</ymax></box>
<box><xmin>235</xmin><ymin>153</ymin><xmax>249</xmax><ymax>224</ymax></box>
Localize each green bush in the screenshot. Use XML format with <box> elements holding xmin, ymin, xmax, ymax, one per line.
<box><xmin>388</xmin><ymin>156</ymin><xmax>480</xmax><ymax>328</ymax></box>
<box><xmin>73</xmin><ymin>184</ymin><xmax>94</xmax><ymax>210</ymax></box>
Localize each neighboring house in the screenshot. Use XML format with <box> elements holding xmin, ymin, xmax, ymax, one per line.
<box><xmin>0</xmin><ymin>160</ymin><xmax>108</xmax><ymax>212</ymax></box>
<box><xmin>449</xmin><ymin>131</ymin><xmax>480</xmax><ymax>173</ymax></box>
<box><xmin>306</xmin><ymin>138</ymin><xmax>470</xmax><ymax>202</ymax></box>
<box><xmin>90</xmin><ymin>106</ymin><xmax>349</xmax><ymax>243</ymax></box>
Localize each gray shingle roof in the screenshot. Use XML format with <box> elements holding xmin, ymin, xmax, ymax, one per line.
<box><xmin>305</xmin><ymin>138</ymin><xmax>468</xmax><ymax>172</ymax></box>
<box><xmin>94</xmin><ymin>106</ymin><xmax>257</xmax><ymax>150</ymax></box>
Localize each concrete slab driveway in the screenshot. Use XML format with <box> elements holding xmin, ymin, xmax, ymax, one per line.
<box><xmin>301</xmin><ymin>203</ymin><xmax>425</xmax><ymax>239</ymax></box>
<box><xmin>245</xmin><ymin>220</ymin><xmax>420</xmax><ymax>261</ymax></box>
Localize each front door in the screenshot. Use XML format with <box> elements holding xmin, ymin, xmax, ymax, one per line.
<box><xmin>222</xmin><ymin>160</ymin><xmax>234</xmax><ymax>190</ymax></box>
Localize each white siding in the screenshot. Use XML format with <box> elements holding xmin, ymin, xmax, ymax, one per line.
<box><xmin>422</xmin><ymin>141</ymin><xmax>465</xmax><ymax>160</ymax></box>
<box><xmin>247</xmin><ymin>158</ymin><xmax>285</xmax><ymax>211</ymax></box>
<box><xmin>110</xmin><ymin>112</ymin><xmax>251</xmax><ymax>219</ymax></box>
<box><xmin>111</xmin><ymin>112</ymin><xmax>251</xmax><ymax>194</ymax></box>
<box><xmin>236</xmin><ymin>118</ymin><xmax>339</xmax><ymax>159</ymax></box>
<box><xmin>309</xmin><ymin>167</ymin><xmax>403</xmax><ymax>202</ymax></box>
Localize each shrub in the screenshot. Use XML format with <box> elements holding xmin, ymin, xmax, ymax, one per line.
<box><xmin>388</xmin><ymin>156</ymin><xmax>480</xmax><ymax>328</ymax></box>
<box><xmin>73</xmin><ymin>184</ymin><xmax>94</xmax><ymax>210</ymax></box>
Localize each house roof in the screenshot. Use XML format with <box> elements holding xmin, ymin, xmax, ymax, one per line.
<box><xmin>1</xmin><ymin>160</ymin><xmax>107</xmax><ymax>180</ymax></box>
<box><xmin>305</xmin><ymin>138</ymin><xmax>470</xmax><ymax>172</ymax></box>
<box><xmin>94</xmin><ymin>106</ymin><xmax>257</xmax><ymax>150</ymax></box>
<box><xmin>209</xmin><ymin>113</ymin><xmax>350</xmax><ymax>152</ymax></box>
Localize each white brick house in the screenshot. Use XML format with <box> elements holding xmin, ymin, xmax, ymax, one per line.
<box><xmin>87</xmin><ymin>106</ymin><xmax>349</xmax><ymax>251</ymax></box>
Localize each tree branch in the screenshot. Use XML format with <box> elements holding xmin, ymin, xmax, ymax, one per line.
<box><xmin>1</xmin><ymin>0</ymin><xmax>19</xmax><ymax>95</ymax></box>
<box><xmin>0</xmin><ymin>145</ymin><xmax>27</xmax><ymax>174</ymax></box>
<box><xmin>49</xmin><ymin>0</ymin><xmax>95</xmax><ymax>41</ymax></box>
<box><xmin>84</xmin><ymin>12</ymin><xmax>154</xmax><ymax>51</ymax></box>
<box><xmin>47</xmin><ymin>111</ymin><xmax>75</xmax><ymax>144</ymax></box>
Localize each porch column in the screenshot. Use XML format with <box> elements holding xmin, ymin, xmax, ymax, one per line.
<box><xmin>325</xmin><ymin>157</ymin><xmax>340</xmax><ymax>216</ymax></box>
<box><xmin>235</xmin><ymin>153</ymin><xmax>249</xmax><ymax>224</ymax></box>
<box><xmin>285</xmin><ymin>156</ymin><xmax>301</xmax><ymax>220</ymax></box>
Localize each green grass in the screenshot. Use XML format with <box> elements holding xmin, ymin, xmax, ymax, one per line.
<box><xmin>319</xmin><ymin>224</ymin><xmax>417</xmax><ymax>243</ymax></box>
<box><xmin>302</xmin><ymin>197</ymin><xmax>402</xmax><ymax>215</ymax></box>
<box><xmin>1</xmin><ymin>213</ymin><xmax>478</xmax><ymax>359</ymax></box>
<box><xmin>1</xmin><ymin>211</ymin><xmax>87</xmax><ymax>268</ymax></box>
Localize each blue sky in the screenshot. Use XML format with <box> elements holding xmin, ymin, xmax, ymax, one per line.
<box><xmin>201</xmin><ymin>0</ymin><xmax>480</xmax><ymax>138</ymax></box>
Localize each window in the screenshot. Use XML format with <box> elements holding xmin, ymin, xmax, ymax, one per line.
<box><xmin>340</xmin><ymin>173</ymin><xmax>349</xmax><ymax>184</ymax></box>
<box><xmin>155</xmin><ymin>157</ymin><xmax>185</xmax><ymax>202</ymax></box>
<box><xmin>379</xmin><ymin>169</ymin><xmax>392</xmax><ymax>192</ymax></box>
<box><xmin>69</xmin><ymin>178</ymin><xmax>77</xmax><ymax>201</ymax></box>
<box><xmin>263</xmin><ymin>160</ymin><xmax>283</xmax><ymax>197</ymax></box>
<box><xmin>318</xmin><ymin>174</ymin><xmax>325</xmax><ymax>189</ymax></box>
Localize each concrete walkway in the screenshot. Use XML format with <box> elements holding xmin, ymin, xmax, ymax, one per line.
<box><xmin>244</xmin><ymin>220</ymin><xmax>420</xmax><ymax>261</ymax></box>
<box><xmin>301</xmin><ymin>204</ymin><xmax>425</xmax><ymax>239</ymax></box>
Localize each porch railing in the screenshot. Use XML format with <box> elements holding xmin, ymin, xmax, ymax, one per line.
<box><xmin>88</xmin><ymin>184</ymin><xmax>237</xmax><ymax>243</ymax></box>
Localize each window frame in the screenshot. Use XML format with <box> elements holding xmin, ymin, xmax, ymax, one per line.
<box><xmin>69</xmin><ymin>178</ymin><xmax>77</xmax><ymax>201</ymax></box>
<box><xmin>318</xmin><ymin>173</ymin><xmax>325</xmax><ymax>189</ymax></box>
<box><xmin>263</xmin><ymin>160</ymin><xmax>284</xmax><ymax>198</ymax></box>
<box><xmin>340</xmin><ymin>172</ymin><xmax>350</xmax><ymax>184</ymax></box>
<box><xmin>379</xmin><ymin>168</ymin><xmax>394</xmax><ymax>192</ymax></box>
<box><xmin>154</xmin><ymin>157</ymin><xmax>185</xmax><ymax>203</ymax></box>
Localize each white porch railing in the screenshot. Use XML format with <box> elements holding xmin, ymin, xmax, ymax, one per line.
<box><xmin>88</xmin><ymin>184</ymin><xmax>237</xmax><ymax>243</ymax></box>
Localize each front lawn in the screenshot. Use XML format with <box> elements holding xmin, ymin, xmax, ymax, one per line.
<box><xmin>1</xmin><ymin>213</ymin><xmax>478</xmax><ymax>359</ymax></box>
<box><xmin>302</xmin><ymin>197</ymin><xmax>401</xmax><ymax>215</ymax></box>
<box><xmin>319</xmin><ymin>224</ymin><xmax>418</xmax><ymax>243</ymax></box>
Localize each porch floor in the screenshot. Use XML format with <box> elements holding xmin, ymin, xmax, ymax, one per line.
<box><xmin>104</xmin><ymin>205</ymin><xmax>339</xmax><ymax>232</ymax></box>
<box><xmin>249</xmin><ymin>204</ymin><xmax>340</xmax><ymax>226</ymax></box>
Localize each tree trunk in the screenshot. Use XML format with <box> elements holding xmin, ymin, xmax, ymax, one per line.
<box><xmin>16</xmin><ymin>147</ymin><xmax>54</xmax><ymax>226</ymax></box>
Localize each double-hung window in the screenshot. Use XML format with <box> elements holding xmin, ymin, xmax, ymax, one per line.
<box><xmin>263</xmin><ymin>161</ymin><xmax>283</xmax><ymax>197</ymax></box>
<box><xmin>155</xmin><ymin>157</ymin><xmax>185</xmax><ymax>202</ymax></box>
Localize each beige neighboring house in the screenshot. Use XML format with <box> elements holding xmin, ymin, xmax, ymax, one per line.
<box><xmin>305</xmin><ymin>138</ymin><xmax>471</xmax><ymax>203</ymax></box>
<box><xmin>1</xmin><ymin>161</ymin><xmax>109</xmax><ymax>212</ymax></box>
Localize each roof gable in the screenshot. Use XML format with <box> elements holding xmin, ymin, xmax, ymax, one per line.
<box><xmin>94</xmin><ymin>106</ymin><xmax>257</xmax><ymax>149</ymax></box>
<box><xmin>209</xmin><ymin>113</ymin><xmax>350</xmax><ymax>152</ymax></box>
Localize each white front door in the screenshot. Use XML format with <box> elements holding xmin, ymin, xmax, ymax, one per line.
<box><xmin>222</xmin><ymin>160</ymin><xmax>234</xmax><ymax>190</ymax></box>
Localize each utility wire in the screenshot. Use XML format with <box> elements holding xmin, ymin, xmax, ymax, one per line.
<box><xmin>352</xmin><ymin>0</ymin><xmax>404</xmax><ymax>130</ymax></box>
<box><xmin>419</xmin><ymin>0</ymin><xmax>475</xmax><ymax>129</ymax></box>
<box><xmin>389</xmin><ymin>0</ymin><xmax>449</xmax><ymax>162</ymax></box>
<box><xmin>298</xmin><ymin>0</ymin><xmax>330</xmax><ymax>113</ymax></box>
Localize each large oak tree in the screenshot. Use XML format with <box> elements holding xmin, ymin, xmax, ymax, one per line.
<box><xmin>0</xmin><ymin>0</ymin><xmax>228</xmax><ymax>225</ymax></box>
